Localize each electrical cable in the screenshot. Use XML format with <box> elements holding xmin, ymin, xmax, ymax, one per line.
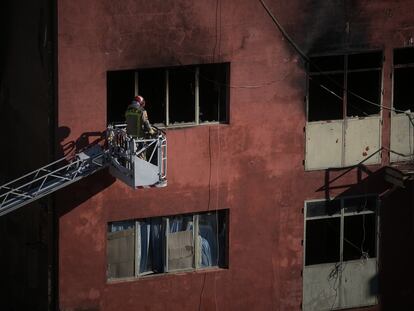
<box><xmin>169</xmin><ymin>0</ymin><xmax>414</xmax><ymax>123</ymax></box>
<box><xmin>212</xmin><ymin>0</ymin><xmax>220</xmax><ymax>63</ymax></box>
<box><xmin>310</xmin><ymin>77</ymin><xmax>370</xmax><ymax>117</ymax></box>
<box><xmin>172</xmin><ymin>53</ymin><xmax>281</xmax><ymax>89</ymax></box>
<box><xmin>199</xmin><ymin>64</ymin><xmax>222</xmax><ymax>311</ymax></box>
<box><xmin>328</xmin><ymin>262</ymin><xmax>344</xmax><ymax>310</ymax></box>
<box><xmin>214</xmin><ymin>78</ymin><xmax>221</xmax><ymax>311</ymax></box>
<box><xmin>361</xmin><ymin>213</ymin><xmax>369</xmax><ymax>260</ymax></box>
<box><xmin>218</xmin><ymin>0</ymin><xmax>222</xmax><ymax>64</ymax></box>
<box><xmin>259</xmin><ymin>0</ymin><xmax>414</xmax><ymax>118</ymax></box>
<box><xmin>259</xmin><ymin>0</ymin><xmax>414</xmax><ymax>164</ymax></box>
<box><xmin>360</xmin><ymin>199</ymin><xmax>368</xmax><ymax>259</ymax></box>
<box><xmin>258</xmin><ymin>0</ymin><xmax>309</xmax><ymax>62</ymax></box>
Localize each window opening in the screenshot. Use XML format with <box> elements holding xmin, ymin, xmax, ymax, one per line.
<box><xmin>308</xmin><ymin>74</ymin><xmax>344</xmax><ymax>121</ymax></box>
<box><xmin>198</xmin><ymin>212</ymin><xmax>226</xmax><ymax>268</ymax></box>
<box><xmin>167</xmin><ymin>215</ymin><xmax>195</xmax><ymax>271</ymax></box>
<box><xmin>305</xmin><ymin>196</ymin><xmax>377</xmax><ymax>267</ymax></box>
<box><xmin>343</xmin><ymin>196</ymin><xmax>376</xmax><ymax>213</ymax></box>
<box><xmin>393</xmin><ymin>47</ymin><xmax>414</xmax><ymax>113</ymax></box>
<box><xmin>348</xmin><ymin>52</ymin><xmax>382</xmax><ymax>70</ymax></box>
<box><xmin>347</xmin><ymin>70</ymin><xmax>381</xmax><ymax>117</ymax></box>
<box><xmin>138</xmin><ymin>68</ymin><xmax>166</xmax><ymax>125</ymax></box>
<box><xmin>107</xmin><ymin>210</ymin><xmax>228</xmax><ymax>280</ymax></box>
<box><xmin>347</xmin><ymin>51</ymin><xmax>382</xmax><ymax>117</ymax></box>
<box><xmin>394</xmin><ymin>47</ymin><xmax>414</xmax><ymax>65</ymax></box>
<box><xmin>305</xmin><ymin>217</ymin><xmax>340</xmax><ymax>266</ymax></box>
<box><xmin>168</xmin><ymin>67</ymin><xmax>196</xmax><ymax>124</ymax></box>
<box><xmin>107</xmin><ymin>70</ymin><xmax>135</xmax><ymax>123</ymax></box>
<box><xmin>343</xmin><ymin>213</ymin><xmax>376</xmax><ymax>261</ymax></box>
<box><xmin>306</xmin><ymin>200</ymin><xmax>341</xmax><ymax>217</ymax></box>
<box><xmin>107</xmin><ymin>63</ymin><xmax>229</xmax><ymax>128</ymax></box>
<box><xmin>107</xmin><ymin>221</ymin><xmax>136</xmax><ymax>278</ymax></box>
<box><xmin>308</xmin><ymin>51</ymin><xmax>382</xmax><ymax>121</ymax></box>
<box><xmin>199</xmin><ymin>63</ymin><xmax>229</xmax><ymax>123</ymax></box>
<box><xmin>137</xmin><ymin>218</ymin><xmax>165</xmax><ymax>275</ymax></box>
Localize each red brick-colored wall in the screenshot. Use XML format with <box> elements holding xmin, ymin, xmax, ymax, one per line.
<box><xmin>57</xmin><ymin>1</ymin><xmax>414</xmax><ymax>310</ymax></box>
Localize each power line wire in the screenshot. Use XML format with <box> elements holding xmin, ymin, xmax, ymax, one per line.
<box><xmin>258</xmin><ymin>0</ymin><xmax>309</xmax><ymax>62</ymax></box>
<box><xmin>259</xmin><ymin>0</ymin><xmax>414</xmax><ymax>117</ymax></box>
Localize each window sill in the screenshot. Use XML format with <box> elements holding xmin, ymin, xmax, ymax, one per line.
<box><xmin>107</xmin><ymin>266</ymin><xmax>228</xmax><ymax>284</ymax></box>
<box><xmin>306</xmin><ymin>114</ymin><xmax>381</xmax><ymax>124</ymax></box>
<box><xmin>304</xmin><ymin>256</ymin><xmax>377</xmax><ymax>268</ymax></box>
<box><xmin>154</xmin><ymin>121</ymin><xmax>229</xmax><ymax>130</ymax></box>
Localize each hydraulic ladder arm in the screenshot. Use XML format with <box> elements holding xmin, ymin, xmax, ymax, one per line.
<box><xmin>0</xmin><ymin>125</ymin><xmax>167</xmax><ymax>216</ymax></box>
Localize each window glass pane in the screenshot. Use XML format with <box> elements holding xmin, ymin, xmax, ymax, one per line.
<box><xmin>305</xmin><ymin>217</ymin><xmax>340</xmax><ymax>266</ymax></box>
<box><xmin>348</xmin><ymin>52</ymin><xmax>382</xmax><ymax>70</ymax></box>
<box><xmin>393</xmin><ymin>67</ymin><xmax>414</xmax><ymax>113</ymax></box>
<box><xmin>344</xmin><ymin>196</ymin><xmax>376</xmax><ymax>214</ymax></box>
<box><xmin>343</xmin><ymin>213</ymin><xmax>376</xmax><ymax>261</ymax></box>
<box><xmin>167</xmin><ymin>215</ymin><xmax>194</xmax><ymax>271</ymax></box>
<box><xmin>347</xmin><ymin>70</ymin><xmax>381</xmax><ymax>117</ymax></box>
<box><xmin>107</xmin><ymin>221</ymin><xmax>135</xmax><ymax>278</ymax></box>
<box><xmin>198</xmin><ymin>211</ymin><xmax>227</xmax><ymax>268</ymax></box>
<box><xmin>306</xmin><ymin>200</ymin><xmax>341</xmax><ymax>218</ymax></box>
<box><xmin>199</xmin><ymin>63</ymin><xmax>228</xmax><ymax>123</ymax></box>
<box><xmin>107</xmin><ymin>70</ymin><xmax>135</xmax><ymax>123</ymax></box>
<box><xmin>308</xmin><ymin>73</ymin><xmax>344</xmax><ymax>121</ymax></box>
<box><xmin>139</xmin><ymin>69</ymin><xmax>166</xmax><ymax>124</ymax></box>
<box><xmin>394</xmin><ymin>47</ymin><xmax>414</xmax><ymax>65</ymax></box>
<box><xmin>107</xmin><ymin>211</ymin><xmax>228</xmax><ymax>279</ymax></box>
<box><xmin>138</xmin><ymin>218</ymin><xmax>164</xmax><ymax>275</ymax></box>
<box><xmin>169</xmin><ymin>67</ymin><xmax>195</xmax><ymax>124</ymax></box>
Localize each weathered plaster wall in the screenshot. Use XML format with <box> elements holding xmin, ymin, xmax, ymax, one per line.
<box><xmin>57</xmin><ymin>1</ymin><xmax>414</xmax><ymax>310</ymax></box>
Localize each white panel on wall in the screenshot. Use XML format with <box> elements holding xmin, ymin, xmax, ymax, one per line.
<box><xmin>344</xmin><ymin>117</ymin><xmax>381</xmax><ymax>166</ymax></box>
<box><xmin>303</xmin><ymin>259</ymin><xmax>378</xmax><ymax>311</ymax></box>
<box><xmin>390</xmin><ymin>113</ymin><xmax>414</xmax><ymax>162</ymax></box>
<box><xmin>305</xmin><ymin>121</ymin><xmax>343</xmax><ymax>170</ymax></box>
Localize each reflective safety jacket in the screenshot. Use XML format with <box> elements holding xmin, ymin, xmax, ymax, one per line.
<box><xmin>125</xmin><ymin>104</ymin><xmax>151</xmax><ymax>138</ymax></box>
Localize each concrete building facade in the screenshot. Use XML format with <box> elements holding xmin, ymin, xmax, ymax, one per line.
<box><xmin>0</xmin><ymin>1</ymin><xmax>413</xmax><ymax>310</ymax></box>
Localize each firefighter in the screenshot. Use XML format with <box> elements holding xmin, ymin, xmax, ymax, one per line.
<box><xmin>125</xmin><ymin>95</ymin><xmax>155</xmax><ymax>138</ymax></box>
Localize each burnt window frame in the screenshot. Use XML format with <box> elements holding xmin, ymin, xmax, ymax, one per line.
<box><xmin>307</xmin><ymin>51</ymin><xmax>383</xmax><ymax>122</ymax></box>
<box><xmin>304</xmin><ymin>195</ymin><xmax>379</xmax><ymax>267</ymax></box>
<box><xmin>392</xmin><ymin>47</ymin><xmax>414</xmax><ymax>114</ymax></box>
<box><xmin>106</xmin><ymin>209</ymin><xmax>229</xmax><ymax>281</ymax></box>
<box><xmin>107</xmin><ymin>63</ymin><xmax>230</xmax><ymax>128</ymax></box>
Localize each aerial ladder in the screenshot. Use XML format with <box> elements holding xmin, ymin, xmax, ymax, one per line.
<box><xmin>0</xmin><ymin>124</ymin><xmax>167</xmax><ymax>217</ymax></box>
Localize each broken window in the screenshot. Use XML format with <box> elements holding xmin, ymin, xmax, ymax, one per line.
<box><xmin>303</xmin><ymin>196</ymin><xmax>379</xmax><ymax>311</ymax></box>
<box><xmin>168</xmin><ymin>67</ymin><xmax>196</xmax><ymax>124</ymax></box>
<box><xmin>306</xmin><ymin>217</ymin><xmax>340</xmax><ymax>265</ymax></box>
<box><xmin>107</xmin><ymin>70</ymin><xmax>135</xmax><ymax>123</ymax></box>
<box><xmin>107</xmin><ymin>63</ymin><xmax>229</xmax><ymax>126</ymax></box>
<box><xmin>393</xmin><ymin>47</ymin><xmax>414</xmax><ymax>113</ymax></box>
<box><xmin>199</xmin><ymin>63</ymin><xmax>229</xmax><ymax>123</ymax></box>
<box><xmin>138</xmin><ymin>68</ymin><xmax>166</xmax><ymax>125</ymax></box>
<box><xmin>305</xmin><ymin>196</ymin><xmax>377</xmax><ymax>267</ymax></box>
<box><xmin>308</xmin><ymin>52</ymin><xmax>382</xmax><ymax>121</ymax></box>
<box><xmin>107</xmin><ymin>210</ymin><xmax>228</xmax><ymax>280</ymax></box>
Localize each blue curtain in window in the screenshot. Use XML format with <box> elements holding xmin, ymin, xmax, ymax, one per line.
<box><xmin>139</xmin><ymin>218</ymin><xmax>164</xmax><ymax>274</ymax></box>
<box><xmin>199</xmin><ymin>224</ymin><xmax>217</xmax><ymax>267</ymax></box>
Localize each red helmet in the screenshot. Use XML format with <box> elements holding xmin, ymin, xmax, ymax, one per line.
<box><xmin>134</xmin><ymin>95</ymin><xmax>145</xmax><ymax>106</ymax></box>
